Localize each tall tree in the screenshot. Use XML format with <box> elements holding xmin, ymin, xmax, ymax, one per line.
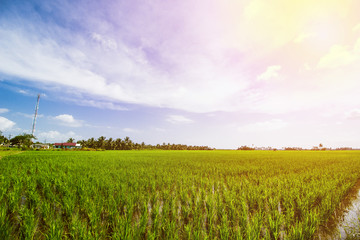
<box><xmin>105</xmin><ymin>138</ymin><xmax>114</xmax><ymax>150</ymax></box>
<box><xmin>97</xmin><ymin>136</ymin><xmax>106</xmax><ymax>149</ymax></box>
<box><xmin>87</xmin><ymin>138</ymin><xmax>95</xmax><ymax>148</ymax></box>
<box><xmin>0</xmin><ymin>131</ymin><xmax>8</xmax><ymax>145</ymax></box>
<box><xmin>10</xmin><ymin>133</ymin><xmax>35</xmax><ymax>148</ymax></box>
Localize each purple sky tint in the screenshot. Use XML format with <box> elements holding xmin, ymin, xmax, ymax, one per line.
<box><xmin>0</xmin><ymin>0</ymin><xmax>359</xmax><ymax>149</ymax></box>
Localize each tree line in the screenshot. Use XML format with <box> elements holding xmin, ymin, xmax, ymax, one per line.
<box><xmin>0</xmin><ymin>132</ymin><xmax>213</xmax><ymax>150</ymax></box>
<box><xmin>0</xmin><ymin>132</ymin><xmax>34</xmax><ymax>149</ymax></box>
<box><xmin>75</xmin><ymin>136</ymin><xmax>213</xmax><ymax>150</ymax></box>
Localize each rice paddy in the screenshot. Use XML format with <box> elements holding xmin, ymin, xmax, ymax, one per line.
<box><xmin>1</xmin><ymin>150</ymin><xmax>360</xmax><ymax>239</ymax></box>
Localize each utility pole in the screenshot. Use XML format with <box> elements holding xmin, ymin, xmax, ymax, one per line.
<box><xmin>31</xmin><ymin>94</ymin><xmax>40</xmax><ymax>136</ymax></box>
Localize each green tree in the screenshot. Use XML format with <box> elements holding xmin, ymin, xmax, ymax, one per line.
<box><xmin>67</xmin><ymin>138</ymin><xmax>75</xmax><ymax>143</ymax></box>
<box><xmin>124</xmin><ymin>136</ymin><xmax>132</xmax><ymax>150</ymax></box>
<box><xmin>10</xmin><ymin>133</ymin><xmax>35</xmax><ymax>148</ymax></box>
<box><xmin>77</xmin><ymin>140</ymin><xmax>86</xmax><ymax>148</ymax></box>
<box><xmin>87</xmin><ymin>138</ymin><xmax>95</xmax><ymax>148</ymax></box>
<box><xmin>0</xmin><ymin>131</ymin><xmax>9</xmax><ymax>145</ymax></box>
<box><xmin>105</xmin><ymin>138</ymin><xmax>114</xmax><ymax>150</ymax></box>
<box><xmin>97</xmin><ymin>136</ymin><xmax>106</xmax><ymax>149</ymax></box>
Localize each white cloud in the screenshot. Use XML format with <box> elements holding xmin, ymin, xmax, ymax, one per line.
<box><xmin>37</xmin><ymin>130</ymin><xmax>62</xmax><ymax>139</ymax></box>
<box><xmin>355</xmin><ymin>38</ymin><xmax>360</xmax><ymax>53</ymax></box>
<box><xmin>0</xmin><ymin>28</ymin><xmax>130</xmax><ymax>102</ymax></box>
<box><xmin>302</xmin><ymin>63</ymin><xmax>311</xmax><ymax>71</ymax></box>
<box><xmin>53</xmin><ymin>114</ymin><xmax>83</xmax><ymax>127</ymax></box>
<box><xmin>317</xmin><ymin>44</ymin><xmax>359</xmax><ymax>69</ymax></box>
<box><xmin>65</xmin><ymin>98</ymin><xmax>128</xmax><ymax>111</ymax></box>
<box><xmin>0</xmin><ymin>108</ymin><xmax>9</xmax><ymax>114</ymax></box>
<box><xmin>238</xmin><ymin>119</ymin><xmax>288</xmax><ymax>132</ymax></box>
<box><xmin>37</xmin><ymin>130</ymin><xmax>82</xmax><ymax>142</ymax></box>
<box><xmin>353</xmin><ymin>23</ymin><xmax>360</xmax><ymax>32</ymax></box>
<box><xmin>294</xmin><ymin>33</ymin><xmax>312</xmax><ymax>43</ymax></box>
<box><xmin>123</xmin><ymin>128</ymin><xmax>141</xmax><ymax>133</ymax></box>
<box><xmin>0</xmin><ymin>116</ymin><xmax>15</xmax><ymax>131</ymax></box>
<box><xmin>17</xmin><ymin>89</ymin><xmax>34</xmax><ymax>96</ymax></box>
<box><xmin>257</xmin><ymin>65</ymin><xmax>282</xmax><ymax>81</ymax></box>
<box><xmin>91</xmin><ymin>32</ymin><xmax>118</xmax><ymax>50</ymax></box>
<box><xmin>0</xmin><ymin>1</ymin><xmax>359</xmax><ymax>117</ymax></box>
<box><xmin>18</xmin><ymin>89</ymin><xmax>28</xmax><ymax>94</ymax></box>
<box><xmin>17</xmin><ymin>112</ymin><xmax>44</xmax><ymax>119</ymax></box>
<box><xmin>345</xmin><ymin>109</ymin><xmax>360</xmax><ymax>120</ymax></box>
<box><xmin>0</xmin><ymin>20</ymin><xmax>248</xmax><ymax>113</ymax></box>
<box><xmin>154</xmin><ymin>128</ymin><xmax>166</xmax><ymax>132</ymax></box>
<box><xmin>166</xmin><ymin>115</ymin><xmax>193</xmax><ymax>124</ymax></box>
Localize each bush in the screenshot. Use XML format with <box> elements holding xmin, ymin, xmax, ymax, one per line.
<box><xmin>237</xmin><ymin>146</ymin><xmax>255</xmax><ymax>150</ymax></box>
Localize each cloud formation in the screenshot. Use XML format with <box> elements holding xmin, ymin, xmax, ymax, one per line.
<box><xmin>123</xmin><ymin>128</ymin><xmax>141</xmax><ymax>133</ymax></box>
<box><xmin>257</xmin><ymin>65</ymin><xmax>282</xmax><ymax>81</ymax></box>
<box><xmin>17</xmin><ymin>112</ymin><xmax>44</xmax><ymax>119</ymax></box>
<box><xmin>0</xmin><ymin>116</ymin><xmax>15</xmax><ymax>131</ymax></box>
<box><xmin>64</xmin><ymin>98</ymin><xmax>128</xmax><ymax>111</ymax></box>
<box><xmin>346</xmin><ymin>109</ymin><xmax>360</xmax><ymax>120</ymax></box>
<box><xmin>91</xmin><ymin>33</ymin><xmax>118</xmax><ymax>51</ymax></box>
<box><xmin>0</xmin><ymin>108</ymin><xmax>9</xmax><ymax>114</ymax></box>
<box><xmin>37</xmin><ymin>130</ymin><xmax>82</xmax><ymax>142</ymax></box>
<box><xmin>53</xmin><ymin>114</ymin><xmax>83</xmax><ymax>127</ymax></box>
<box><xmin>238</xmin><ymin>119</ymin><xmax>288</xmax><ymax>132</ymax></box>
<box><xmin>318</xmin><ymin>44</ymin><xmax>359</xmax><ymax>69</ymax></box>
<box><xmin>0</xmin><ymin>0</ymin><xmax>359</xmax><ymax>116</ymax></box>
<box><xmin>166</xmin><ymin>115</ymin><xmax>193</xmax><ymax>124</ymax></box>
<box><xmin>353</xmin><ymin>23</ymin><xmax>360</xmax><ymax>32</ymax></box>
<box><xmin>0</xmin><ymin>1</ymin><xmax>249</xmax><ymax>113</ymax></box>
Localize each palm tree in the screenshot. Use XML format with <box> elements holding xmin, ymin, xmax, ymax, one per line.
<box><xmin>97</xmin><ymin>136</ymin><xmax>106</xmax><ymax>149</ymax></box>
<box><xmin>105</xmin><ymin>138</ymin><xmax>114</xmax><ymax>150</ymax></box>
<box><xmin>124</xmin><ymin>136</ymin><xmax>132</xmax><ymax>150</ymax></box>
<box><xmin>87</xmin><ymin>138</ymin><xmax>95</xmax><ymax>148</ymax></box>
<box><xmin>114</xmin><ymin>138</ymin><xmax>122</xmax><ymax>150</ymax></box>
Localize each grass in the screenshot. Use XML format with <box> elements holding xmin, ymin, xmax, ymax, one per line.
<box><xmin>0</xmin><ymin>149</ymin><xmax>22</xmax><ymax>158</ymax></box>
<box><xmin>0</xmin><ymin>150</ymin><xmax>360</xmax><ymax>239</ymax></box>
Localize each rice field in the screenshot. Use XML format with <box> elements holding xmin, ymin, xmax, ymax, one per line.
<box><xmin>1</xmin><ymin>150</ymin><xmax>360</xmax><ymax>239</ymax></box>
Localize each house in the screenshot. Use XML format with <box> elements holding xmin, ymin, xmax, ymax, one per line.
<box><xmin>32</xmin><ymin>144</ymin><xmax>50</xmax><ymax>149</ymax></box>
<box><xmin>53</xmin><ymin>143</ymin><xmax>81</xmax><ymax>149</ymax></box>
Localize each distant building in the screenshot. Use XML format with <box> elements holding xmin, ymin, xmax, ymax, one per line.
<box><xmin>53</xmin><ymin>143</ymin><xmax>81</xmax><ymax>149</ymax></box>
<box><xmin>32</xmin><ymin>144</ymin><xmax>50</xmax><ymax>149</ymax></box>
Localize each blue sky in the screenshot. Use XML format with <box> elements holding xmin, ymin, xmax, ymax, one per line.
<box><xmin>1</xmin><ymin>0</ymin><xmax>360</xmax><ymax>149</ymax></box>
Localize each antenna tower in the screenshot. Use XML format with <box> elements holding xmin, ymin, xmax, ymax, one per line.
<box><xmin>31</xmin><ymin>94</ymin><xmax>40</xmax><ymax>136</ymax></box>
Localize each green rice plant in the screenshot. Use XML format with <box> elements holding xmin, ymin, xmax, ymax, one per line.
<box><xmin>267</xmin><ymin>208</ymin><xmax>284</xmax><ymax>239</ymax></box>
<box><xmin>19</xmin><ymin>207</ymin><xmax>38</xmax><ymax>240</ymax></box>
<box><xmin>0</xmin><ymin>205</ymin><xmax>12</xmax><ymax>240</ymax></box>
<box><xmin>46</xmin><ymin>216</ymin><xmax>64</xmax><ymax>240</ymax></box>
<box><xmin>0</xmin><ymin>150</ymin><xmax>360</xmax><ymax>239</ymax></box>
<box><xmin>69</xmin><ymin>212</ymin><xmax>90</xmax><ymax>239</ymax></box>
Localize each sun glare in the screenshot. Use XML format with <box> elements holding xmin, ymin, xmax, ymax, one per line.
<box><xmin>307</xmin><ymin>17</ymin><xmax>344</xmax><ymax>49</ymax></box>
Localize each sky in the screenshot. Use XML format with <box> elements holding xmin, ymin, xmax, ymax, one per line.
<box><xmin>0</xmin><ymin>0</ymin><xmax>359</xmax><ymax>149</ymax></box>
